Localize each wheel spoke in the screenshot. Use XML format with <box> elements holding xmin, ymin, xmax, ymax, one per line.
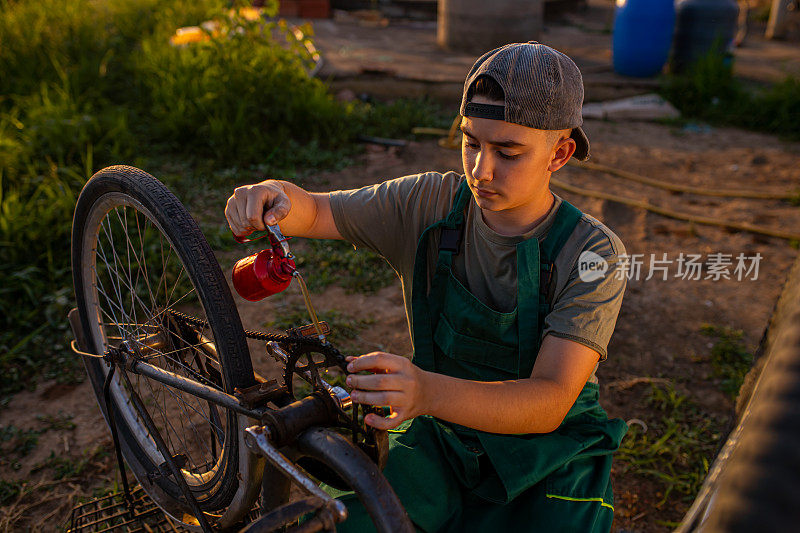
<box><xmin>83</xmin><ymin>190</ymin><xmax>236</xmax><ymax>498</ymax></box>
<box><xmin>100</xmin><ymin>215</ymin><xmax>141</xmax><ymax>342</ymax></box>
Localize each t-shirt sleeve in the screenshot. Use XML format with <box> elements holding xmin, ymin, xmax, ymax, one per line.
<box><xmin>542</xmin><ymin>219</ymin><xmax>627</xmax><ymax>361</ymax></box>
<box><xmin>328</xmin><ymin>172</ymin><xmax>460</xmax><ymax>275</ymax></box>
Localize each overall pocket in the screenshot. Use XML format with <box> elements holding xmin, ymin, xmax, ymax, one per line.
<box><xmin>536</xmin><ymin>412</ymin><xmax>627</xmax><ymax>532</ymax></box>
<box><xmin>538</xmin><ymin>452</ymin><xmax>616</xmax><ymax>533</ymax></box>
<box><xmin>433</xmin><ymin>314</ymin><xmax>520</xmax><ymax>377</ymax></box>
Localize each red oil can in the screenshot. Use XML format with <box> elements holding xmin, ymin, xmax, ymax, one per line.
<box><xmin>232</xmin><ymin>248</ymin><xmax>296</xmax><ymax>301</ymax></box>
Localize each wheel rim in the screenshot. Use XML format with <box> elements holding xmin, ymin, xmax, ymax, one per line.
<box><xmin>80</xmin><ymin>192</ymin><xmax>233</xmax><ymax>495</ymax></box>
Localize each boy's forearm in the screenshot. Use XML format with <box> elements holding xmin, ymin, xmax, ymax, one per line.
<box><xmin>273</xmin><ymin>180</ymin><xmax>340</xmax><ymax>239</ymax></box>
<box><xmin>420</xmin><ymin>371</ymin><xmax>571</xmax><ymax>434</ymax></box>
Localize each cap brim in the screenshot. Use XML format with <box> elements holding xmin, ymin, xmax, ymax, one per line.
<box><xmin>570</xmin><ymin>126</ymin><xmax>590</xmax><ymax>161</ymax></box>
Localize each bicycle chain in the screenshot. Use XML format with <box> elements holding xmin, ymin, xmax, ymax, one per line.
<box><xmin>167</xmin><ymin>309</ymin><xmax>349</xmax><ymax>372</ymax></box>
<box><xmin>169</xmin><ymin>309</ymin><xmax>385</xmax><ymax>465</ymax></box>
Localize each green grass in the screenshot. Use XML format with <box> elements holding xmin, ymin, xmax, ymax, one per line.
<box><xmin>616</xmin><ymin>383</ymin><xmax>724</xmax><ymax>507</ymax></box>
<box><xmin>0</xmin><ymin>0</ymin><xmax>446</xmax><ymax>400</ymax></box>
<box><xmin>293</xmin><ymin>239</ymin><xmax>398</xmax><ymax>293</ymax></box>
<box><xmin>0</xmin><ymin>425</ymin><xmax>41</xmax><ymax>458</ymax></box>
<box><xmin>0</xmin><ymin>479</ymin><xmax>24</xmax><ymax>506</ymax></box>
<box><xmin>132</xmin><ymin>13</ymin><xmax>352</xmax><ymax>164</ymax></box>
<box><xmin>354</xmin><ymin>98</ymin><xmax>454</xmax><ymax>140</ymax></box>
<box><xmin>0</xmin><ymin>412</ymin><xmax>77</xmax><ymax>467</ymax></box>
<box><xmin>31</xmin><ymin>446</ymin><xmax>109</xmax><ymax>480</ymax></box>
<box><xmin>661</xmin><ymin>51</ymin><xmax>800</xmax><ymax>141</ymax></box>
<box><xmin>266</xmin><ymin>302</ymin><xmax>376</xmax><ymax>353</ymax></box>
<box><xmin>36</xmin><ymin>412</ymin><xmax>77</xmax><ymax>432</ymax></box>
<box><xmin>700</xmin><ymin>324</ymin><xmax>754</xmax><ymax>399</ymax></box>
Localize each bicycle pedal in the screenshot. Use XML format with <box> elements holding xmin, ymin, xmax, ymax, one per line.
<box><xmin>288</xmin><ymin>321</ymin><xmax>331</xmax><ymax>338</ymax></box>
<box><xmin>147</xmin><ymin>453</ymin><xmax>188</xmax><ymax>483</ymax></box>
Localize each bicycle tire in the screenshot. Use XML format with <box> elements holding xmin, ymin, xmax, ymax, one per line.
<box><xmin>292</xmin><ymin>428</ymin><xmax>413</xmax><ymax>533</ymax></box>
<box><xmin>72</xmin><ymin>165</ymin><xmax>262</xmax><ymax>527</ymax></box>
<box><xmin>678</xmin><ymin>253</ymin><xmax>800</xmax><ymax>532</ymax></box>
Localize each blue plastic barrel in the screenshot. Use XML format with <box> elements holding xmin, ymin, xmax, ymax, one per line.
<box><xmin>612</xmin><ymin>0</ymin><xmax>676</xmax><ymax>77</ymax></box>
<box><xmin>672</xmin><ymin>0</ymin><xmax>739</xmax><ymax>72</ymax></box>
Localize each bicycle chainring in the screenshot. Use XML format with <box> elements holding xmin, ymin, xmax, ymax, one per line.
<box><xmin>282</xmin><ymin>342</ymin><xmax>387</xmax><ymax>468</ymax></box>
<box><xmin>167</xmin><ymin>311</ymin><xmax>387</xmax><ymax>468</ymax></box>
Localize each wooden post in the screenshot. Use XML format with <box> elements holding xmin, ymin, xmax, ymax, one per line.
<box><xmin>765</xmin><ymin>0</ymin><xmax>790</xmax><ymax>39</ymax></box>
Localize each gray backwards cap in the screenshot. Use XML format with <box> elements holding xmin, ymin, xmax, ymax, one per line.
<box><xmin>460</xmin><ymin>41</ymin><xmax>590</xmax><ymax>161</ymax></box>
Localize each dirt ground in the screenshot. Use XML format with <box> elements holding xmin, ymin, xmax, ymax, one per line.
<box><xmin>314</xmin><ymin>0</ymin><xmax>800</xmax><ymax>104</ymax></box>
<box><xmin>3</xmin><ymin>121</ymin><xmax>798</xmax><ymax>531</ymax></box>
<box><xmin>3</xmin><ymin>3</ymin><xmax>800</xmax><ymax>531</ymax></box>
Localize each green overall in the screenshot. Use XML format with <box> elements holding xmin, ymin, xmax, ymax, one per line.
<box><xmin>336</xmin><ymin>182</ymin><xmax>627</xmax><ymax>532</ymax></box>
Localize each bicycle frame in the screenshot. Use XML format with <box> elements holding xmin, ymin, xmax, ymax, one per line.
<box><xmin>68</xmin><ymin>308</ymin><xmax>409</xmax><ymax>533</ymax></box>
<box><xmin>67</xmin><ymin>166</ymin><xmax>413</xmax><ymax>532</ymax></box>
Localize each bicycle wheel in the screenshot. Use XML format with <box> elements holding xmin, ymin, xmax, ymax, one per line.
<box><xmin>293</xmin><ymin>428</ymin><xmax>413</xmax><ymax>533</ymax></box>
<box><xmin>248</xmin><ymin>427</ymin><xmax>412</xmax><ymax>533</ymax></box>
<box><xmin>677</xmin><ymin>254</ymin><xmax>800</xmax><ymax>531</ymax></box>
<box><xmin>72</xmin><ymin>165</ymin><xmax>262</xmax><ymax>527</ymax></box>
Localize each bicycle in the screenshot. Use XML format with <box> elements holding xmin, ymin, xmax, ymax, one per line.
<box><xmin>68</xmin><ymin>165</ymin><xmax>414</xmax><ymax>532</ymax></box>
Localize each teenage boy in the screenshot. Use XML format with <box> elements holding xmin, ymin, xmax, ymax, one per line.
<box><xmin>226</xmin><ymin>42</ymin><xmax>627</xmax><ymax>532</ymax></box>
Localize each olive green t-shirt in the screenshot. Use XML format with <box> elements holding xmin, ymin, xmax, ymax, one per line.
<box><xmin>329</xmin><ymin>171</ymin><xmax>626</xmax><ymax>378</ymax></box>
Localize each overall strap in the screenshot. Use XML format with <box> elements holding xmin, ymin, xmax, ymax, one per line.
<box><xmin>410</xmin><ymin>180</ymin><xmax>472</xmax><ymax>370</ymax></box>
<box><xmin>515</xmin><ymin>238</ymin><xmax>542</xmax><ymax>367</ymax></box>
<box><xmin>436</xmin><ymin>181</ymin><xmax>472</xmax><ymax>270</ymax></box>
<box><xmin>537</xmin><ymin>199</ymin><xmax>583</xmax><ymax>335</ymax></box>
<box><xmin>540</xmin><ymin>199</ymin><xmax>583</xmax><ymax>265</ymax></box>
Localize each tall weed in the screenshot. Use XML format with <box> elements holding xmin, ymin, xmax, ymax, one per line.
<box><xmin>700</xmin><ymin>324</ymin><xmax>753</xmax><ymax>399</ymax></box>
<box><xmin>0</xmin><ymin>0</ymin><xmax>113</xmax><ymax>99</ymax></box>
<box><xmin>661</xmin><ymin>52</ymin><xmax>800</xmax><ymax>140</ymax></box>
<box><xmin>133</xmin><ymin>14</ymin><xmax>350</xmax><ymax>164</ymax></box>
<box><xmin>617</xmin><ymin>384</ymin><xmax>724</xmax><ymax>507</ymax></box>
<box><xmin>354</xmin><ymin>98</ymin><xmax>453</xmax><ymax>139</ymax></box>
<box><xmin>0</xmin><ymin>166</ymin><xmax>84</xmax><ymax>392</ymax></box>
<box><xmin>0</xmin><ymin>0</ymin><xmax>448</xmax><ymax>397</ymax></box>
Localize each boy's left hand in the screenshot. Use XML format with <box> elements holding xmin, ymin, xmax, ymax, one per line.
<box><xmin>345</xmin><ymin>352</ymin><xmax>429</xmax><ymax>430</ymax></box>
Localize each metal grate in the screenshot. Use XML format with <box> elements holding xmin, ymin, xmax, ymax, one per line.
<box><xmin>66</xmin><ymin>485</ymin><xmax>185</xmax><ymax>533</ymax></box>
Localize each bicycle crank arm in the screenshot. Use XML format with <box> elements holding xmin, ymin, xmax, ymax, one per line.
<box><xmin>244</xmin><ymin>425</ymin><xmax>348</xmax><ymax>522</ymax></box>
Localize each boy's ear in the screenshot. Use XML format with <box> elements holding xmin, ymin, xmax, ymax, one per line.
<box><xmin>548</xmin><ymin>136</ymin><xmax>577</xmax><ymax>172</ymax></box>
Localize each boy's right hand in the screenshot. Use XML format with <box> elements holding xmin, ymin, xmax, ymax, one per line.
<box><xmin>225</xmin><ymin>180</ymin><xmax>292</xmax><ymax>238</ymax></box>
